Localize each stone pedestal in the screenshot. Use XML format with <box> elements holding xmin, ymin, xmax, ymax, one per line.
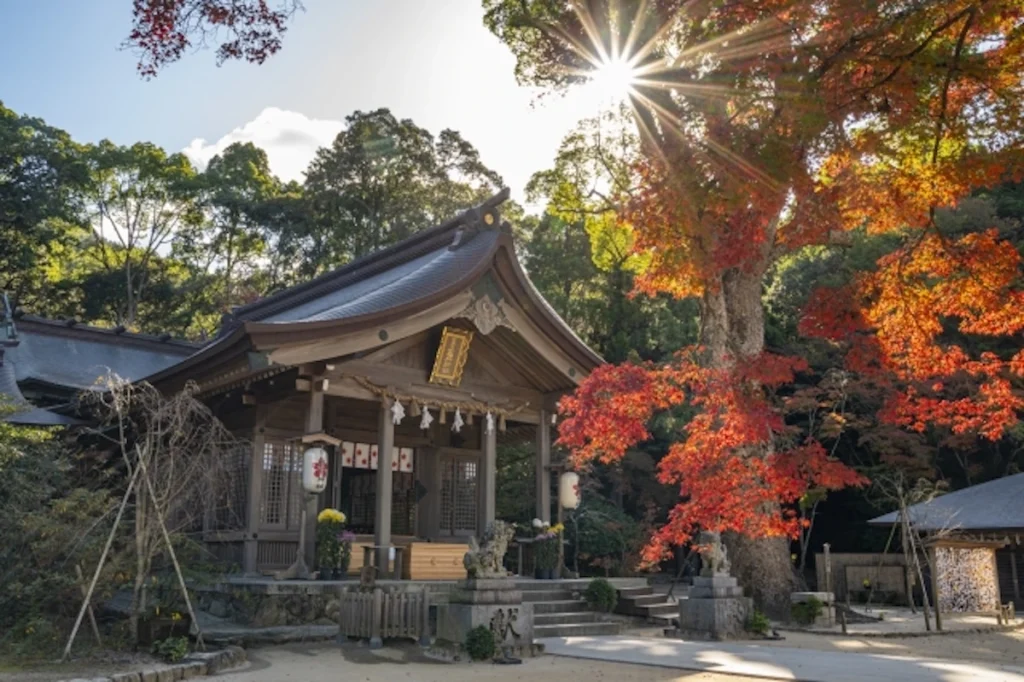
<box><xmin>791</xmin><ymin>591</ymin><xmax>835</xmax><ymax>627</ymax></box>
<box><xmin>436</xmin><ymin>579</ymin><xmax>535</xmax><ymax>656</ymax></box>
<box><xmin>678</xmin><ymin>575</ymin><xmax>752</xmax><ymax>640</ymax></box>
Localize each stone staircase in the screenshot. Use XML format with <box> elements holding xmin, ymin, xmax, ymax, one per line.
<box><xmin>616</xmin><ymin>584</ymin><xmax>682</xmax><ymax>625</ymax></box>
<box><xmin>518</xmin><ymin>581</ymin><xmax>623</xmax><ymax>638</ymax></box>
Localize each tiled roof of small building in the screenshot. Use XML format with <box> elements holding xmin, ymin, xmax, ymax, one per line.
<box><xmin>869</xmin><ymin>472</ymin><xmax>1024</xmax><ymax>532</ymax></box>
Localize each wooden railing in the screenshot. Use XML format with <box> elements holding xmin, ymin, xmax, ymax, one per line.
<box><xmin>338</xmin><ymin>587</ymin><xmax>430</xmax><ymax>648</ymax></box>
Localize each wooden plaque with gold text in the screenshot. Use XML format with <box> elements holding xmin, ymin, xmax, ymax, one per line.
<box><xmin>429</xmin><ymin>326</ymin><xmax>474</xmax><ymax>387</ymax></box>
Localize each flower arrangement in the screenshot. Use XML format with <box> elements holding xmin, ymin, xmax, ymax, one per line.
<box><xmin>532</xmin><ymin>518</ymin><xmax>562</xmax><ymax>576</ymax></box>
<box><xmin>316</xmin><ymin>508</ymin><xmax>347</xmax><ymax>578</ymax></box>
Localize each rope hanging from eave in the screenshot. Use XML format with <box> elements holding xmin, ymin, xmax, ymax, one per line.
<box><xmin>351</xmin><ymin>375</ymin><xmax>525</xmax><ymax>431</ymax></box>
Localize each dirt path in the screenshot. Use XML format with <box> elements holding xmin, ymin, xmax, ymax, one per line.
<box><xmin>217</xmin><ymin>642</ymin><xmax>767</xmax><ymax>682</ymax></box>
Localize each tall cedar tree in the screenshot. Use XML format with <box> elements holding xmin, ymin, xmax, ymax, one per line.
<box><xmin>485</xmin><ymin>0</ymin><xmax>1024</xmax><ymax>614</ymax></box>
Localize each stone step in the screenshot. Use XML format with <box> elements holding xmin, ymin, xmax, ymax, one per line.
<box><xmin>521</xmin><ymin>590</ymin><xmax>576</xmax><ymax>602</ymax></box>
<box><xmin>534</xmin><ymin>621</ymin><xmax>621</xmax><ymax>638</ymax></box>
<box><xmin>617</xmin><ymin>586</ymin><xmax>654</xmax><ymax>598</ymax></box>
<box><xmin>645</xmin><ymin>603</ymin><xmax>679</xmax><ymax>618</ymax></box>
<box><xmin>534</xmin><ymin>611</ymin><xmax>603</xmax><ymax>626</ymax></box>
<box><xmin>532</xmin><ymin>600</ymin><xmax>590</xmax><ymax>614</ymax></box>
<box><xmin>517</xmin><ymin>581</ymin><xmax>578</xmax><ymax>591</ymax></box>
<box><xmin>621</xmin><ymin>594</ymin><xmax>668</xmax><ymax>607</ymax></box>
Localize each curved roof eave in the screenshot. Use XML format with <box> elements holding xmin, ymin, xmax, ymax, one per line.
<box><xmin>243</xmin><ymin>233</ymin><xmax>505</xmax><ymax>349</ymax></box>
<box><xmin>491</xmin><ymin>243</ymin><xmax>605</xmax><ymax>372</ymax></box>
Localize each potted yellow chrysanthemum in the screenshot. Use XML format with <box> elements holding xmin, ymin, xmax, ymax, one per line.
<box><xmin>316</xmin><ymin>508</ymin><xmax>346</xmax><ymax>579</ymax></box>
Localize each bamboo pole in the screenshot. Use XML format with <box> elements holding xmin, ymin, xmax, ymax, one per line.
<box><xmin>63</xmin><ymin>465</ymin><xmax>141</xmax><ymax>662</ymax></box>
<box><xmin>139</xmin><ymin>451</ymin><xmax>206</xmax><ymax>650</ymax></box>
<box><xmin>75</xmin><ymin>564</ymin><xmax>103</xmax><ymax>647</ymax></box>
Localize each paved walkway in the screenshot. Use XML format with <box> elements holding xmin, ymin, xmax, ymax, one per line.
<box><xmin>539</xmin><ymin>635</ymin><xmax>1024</xmax><ymax>682</ymax></box>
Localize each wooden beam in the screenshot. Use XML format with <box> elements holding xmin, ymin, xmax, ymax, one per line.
<box><xmin>357</xmin><ymin>330</ymin><xmax>430</xmax><ymax>364</ymax></box>
<box><xmin>375</xmin><ymin>399</ymin><xmax>395</xmax><ymax>575</ymax></box>
<box><xmin>302</xmin><ymin>376</ymin><xmax>326</xmax><ymax>570</ymax></box>
<box><xmin>536</xmin><ymin>409</ymin><xmax>552</xmax><ymax>523</ymax></box>
<box><xmin>243</xmin><ymin>406</ymin><xmax>266</xmax><ymax>575</ymax></box>
<box><xmin>300</xmin><ymin>431</ymin><xmax>342</xmax><ymax>447</ymax></box>
<box><xmin>480</xmin><ymin>420</ymin><xmax>497</xmax><ymax>537</ymax></box>
<box><xmin>268</xmin><ymin>293</ymin><xmax>473</xmax><ymax>367</ymax></box>
<box><xmin>332</xmin><ymin>359</ymin><xmax>543</xmax><ymax>406</ymax></box>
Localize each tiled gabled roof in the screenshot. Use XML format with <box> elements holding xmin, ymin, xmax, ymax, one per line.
<box><xmin>869</xmin><ymin>472</ymin><xmax>1024</xmax><ymax>532</ymax></box>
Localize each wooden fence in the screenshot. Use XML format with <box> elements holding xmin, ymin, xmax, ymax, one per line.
<box><xmin>338</xmin><ymin>587</ymin><xmax>430</xmax><ymax>648</ymax></box>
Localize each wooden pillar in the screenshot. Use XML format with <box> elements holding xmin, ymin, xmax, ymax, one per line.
<box><xmin>928</xmin><ymin>546</ymin><xmax>943</xmax><ymax>631</ymax></box>
<box><xmin>480</xmin><ymin>420</ymin><xmax>497</xmax><ymax>537</ymax></box>
<box><xmin>1011</xmin><ymin>538</ymin><xmax>1021</xmax><ymax>605</ymax></box>
<box><xmin>375</xmin><ymin>400</ymin><xmax>395</xmax><ymax>576</ymax></box>
<box><xmin>303</xmin><ymin>379</ymin><xmax>325</xmax><ymax>570</ymax></box>
<box><xmin>243</xmin><ymin>406</ymin><xmax>267</xmax><ymax>575</ymax></box>
<box><xmin>536</xmin><ymin>410</ymin><xmax>552</xmax><ymax>523</ymax></box>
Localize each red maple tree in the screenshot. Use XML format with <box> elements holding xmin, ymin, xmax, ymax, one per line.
<box><xmin>125</xmin><ymin>0</ymin><xmax>302</xmax><ymax>77</ymax></box>
<box><xmin>486</xmin><ymin>0</ymin><xmax>1024</xmax><ymax>610</ymax></box>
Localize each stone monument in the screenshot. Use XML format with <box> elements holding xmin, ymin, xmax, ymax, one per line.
<box><xmin>436</xmin><ymin>521</ymin><xmax>539</xmax><ymax>658</ymax></box>
<box><xmin>677</xmin><ymin>531</ymin><xmax>752</xmax><ymax>640</ymax></box>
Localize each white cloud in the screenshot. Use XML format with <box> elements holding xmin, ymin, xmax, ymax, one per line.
<box><xmin>183</xmin><ymin>107</ymin><xmax>343</xmax><ymax>182</ymax></box>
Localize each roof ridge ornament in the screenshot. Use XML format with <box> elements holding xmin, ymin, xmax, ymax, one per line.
<box><xmin>457</xmin><ymin>295</ymin><xmax>516</xmax><ymax>335</ymax></box>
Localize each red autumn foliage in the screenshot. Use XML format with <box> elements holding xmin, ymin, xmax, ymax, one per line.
<box><xmin>558</xmin><ymin>351</ymin><xmax>867</xmax><ymax>564</ymax></box>
<box><xmin>126</xmin><ymin>0</ymin><xmax>301</xmax><ymax>77</ymax></box>
<box><xmin>537</xmin><ymin>0</ymin><xmax>1024</xmax><ymax>566</ymax></box>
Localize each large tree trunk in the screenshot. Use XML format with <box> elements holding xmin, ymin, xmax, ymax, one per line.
<box><xmin>702</xmin><ymin>265</ymin><xmax>799</xmax><ymax>619</ymax></box>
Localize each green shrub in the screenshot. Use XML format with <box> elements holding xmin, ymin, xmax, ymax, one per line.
<box><xmin>465</xmin><ymin>625</ymin><xmax>497</xmax><ymax>661</ymax></box>
<box><xmin>584</xmin><ymin>578</ymin><xmax>618</xmax><ymax>613</ymax></box>
<box><xmin>152</xmin><ymin>636</ymin><xmax>189</xmax><ymax>663</ymax></box>
<box><xmin>791</xmin><ymin>596</ymin><xmax>824</xmax><ymax>626</ymax></box>
<box><xmin>746</xmin><ymin>609</ymin><xmax>771</xmax><ymax>635</ymax></box>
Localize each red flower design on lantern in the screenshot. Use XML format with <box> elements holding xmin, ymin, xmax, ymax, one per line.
<box><xmin>313</xmin><ymin>457</ymin><xmax>328</xmax><ymax>481</ymax></box>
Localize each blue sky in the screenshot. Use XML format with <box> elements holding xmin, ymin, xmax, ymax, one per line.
<box><xmin>0</xmin><ymin>0</ymin><xmax>608</xmax><ymax>201</ymax></box>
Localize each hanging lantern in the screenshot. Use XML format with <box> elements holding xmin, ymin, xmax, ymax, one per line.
<box><xmin>559</xmin><ymin>471</ymin><xmax>581</xmax><ymax>509</ymax></box>
<box><xmin>302</xmin><ymin>446</ymin><xmax>329</xmax><ymax>493</ymax></box>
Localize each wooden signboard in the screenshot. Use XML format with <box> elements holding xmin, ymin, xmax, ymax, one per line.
<box><xmin>429</xmin><ymin>326</ymin><xmax>473</xmax><ymax>387</ymax></box>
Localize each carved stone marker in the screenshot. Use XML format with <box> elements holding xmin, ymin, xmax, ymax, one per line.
<box><xmin>678</xmin><ymin>531</ymin><xmax>752</xmax><ymax>640</ymax></box>
<box><xmin>436</xmin><ymin>578</ymin><xmax>536</xmax><ymax>657</ymax></box>
<box><xmin>436</xmin><ymin>522</ymin><xmax>536</xmax><ymax>657</ymax></box>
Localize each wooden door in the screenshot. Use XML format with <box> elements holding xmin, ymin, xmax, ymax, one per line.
<box><xmin>439</xmin><ymin>454</ymin><xmax>479</xmax><ymax>537</ymax></box>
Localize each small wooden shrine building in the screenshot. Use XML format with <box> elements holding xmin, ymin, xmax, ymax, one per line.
<box><xmin>145</xmin><ymin>190</ymin><xmax>603</xmax><ymax>578</ymax></box>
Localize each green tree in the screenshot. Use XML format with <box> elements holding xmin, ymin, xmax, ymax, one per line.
<box><xmin>298</xmin><ymin>109</ymin><xmax>504</xmax><ymax>273</ymax></box>
<box><xmin>0</xmin><ymin>102</ymin><xmax>87</xmax><ymax>312</ymax></box>
<box><xmin>176</xmin><ymin>142</ymin><xmax>281</xmax><ymax>313</ymax></box>
<box><xmin>82</xmin><ymin>141</ymin><xmax>202</xmax><ymax>328</ymax></box>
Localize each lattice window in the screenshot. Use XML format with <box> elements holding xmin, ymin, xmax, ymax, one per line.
<box><xmin>260</xmin><ymin>439</ymin><xmax>301</xmax><ymax>529</ymax></box>
<box><xmin>440</xmin><ymin>456</ymin><xmax>478</xmax><ymax>536</ymax></box>
<box><xmin>212</xmin><ymin>443</ymin><xmax>248</xmax><ymax>531</ymax></box>
<box><xmin>455</xmin><ymin>460</ymin><xmax>478</xmax><ymax>534</ymax></box>
<box><xmin>391</xmin><ymin>472</ymin><xmax>417</xmax><ymax>536</ymax></box>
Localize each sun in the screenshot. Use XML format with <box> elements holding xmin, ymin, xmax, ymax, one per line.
<box><xmin>590</xmin><ymin>57</ymin><xmax>639</xmax><ymax>102</ymax></box>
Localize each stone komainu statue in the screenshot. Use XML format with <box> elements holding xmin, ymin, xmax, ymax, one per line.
<box><xmin>698</xmin><ymin>530</ymin><xmax>731</xmax><ymax>577</ymax></box>
<box><xmin>464</xmin><ymin>520</ymin><xmax>515</xmax><ymax>578</ymax></box>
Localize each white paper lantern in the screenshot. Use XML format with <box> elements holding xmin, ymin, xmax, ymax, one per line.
<box><xmin>559</xmin><ymin>471</ymin><xmax>581</xmax><ymax>509</ymax></box>
<box><xmin>302</xmin><ymin>446</ymin><xmax>329</xmax><ymax>493</ymax></box>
